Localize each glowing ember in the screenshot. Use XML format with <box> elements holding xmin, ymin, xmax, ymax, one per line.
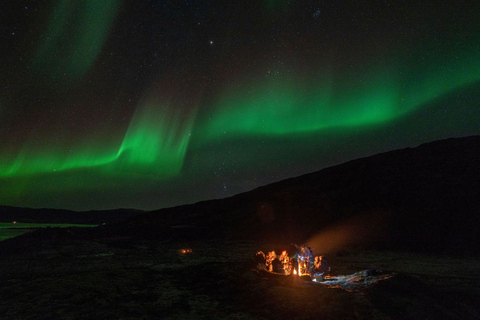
<box><xmin>180</xmin><ymin>249</ymin><xmax>192</xmax><ymax>254</ymax></box>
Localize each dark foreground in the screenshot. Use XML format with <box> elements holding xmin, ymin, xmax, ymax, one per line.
<box><xmin>1</xmin><ymin>229</ymin><xmax>479</xmax><ymax>320</ymax></box>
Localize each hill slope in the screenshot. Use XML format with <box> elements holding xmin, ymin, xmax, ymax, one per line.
<box><xmin>130</xmin><ymin>135</ymin><xmax>480</xmax><ymax>253</ymax></box>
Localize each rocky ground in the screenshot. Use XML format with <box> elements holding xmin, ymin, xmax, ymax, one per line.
<box><xmin>1</xmin><ymin>228</ymin><xmax>479</xmax><ymax>319</ymax></box>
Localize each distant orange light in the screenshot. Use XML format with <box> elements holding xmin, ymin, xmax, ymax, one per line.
<box><xmin>293</xmin><ymin>268</ymin><xmax>297</xmax><ymax>275</ymax></box>
<box><xmin>181</xmin><ymin>249</ymin><xmax>192</xmax><ymax>254</ymax></box>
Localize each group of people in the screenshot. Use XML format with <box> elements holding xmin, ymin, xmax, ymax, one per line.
<box><xmin>255</xmin><ymin>244</ymin><xmax>330</xmax><ymax>278</ymax></box>
<box><xmin>297</xmin><ymin>246</ymin><xmax>330</xmax><ymax>277</ymax></box>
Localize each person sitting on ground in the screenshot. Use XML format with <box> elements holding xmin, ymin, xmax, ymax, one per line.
<box><xmin>314</xmin><ymin>256</ymin><xmax>321</xmax><ymax>270</ymax></box>
<box><xmin>271</xmin><ymin>257</ymin><xmax>284</xmax><ymax>274</ymax></box>
<box><xmin>266</xmin><ymin>251</ymin><xmax>277</xmax><ymax>272</ymax></box>
<box><xmin>314</xmin><ymin>255</ymin><xmax>330</xmax><ymax>275</ymax></box>
<box><xmin>255</xmin><ymin>251</ymin><xmax>266</xmax><ymax>270</ymax></box>
<box><xmin>278</xmin><ymin>250</ymin><xmax>289</xmax><ymax>273</ymax></box>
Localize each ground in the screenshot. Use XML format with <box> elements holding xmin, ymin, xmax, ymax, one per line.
<box><xmin>0</xmin><ymin>229</ymin><xmax>479</xmax><ymax>319</ymax></box>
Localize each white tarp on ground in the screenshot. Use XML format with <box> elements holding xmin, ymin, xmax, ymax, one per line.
<box><xmin>314</xmin><ymin>270</ymin><xmax>395</xmax><ymax>292</ymax></box>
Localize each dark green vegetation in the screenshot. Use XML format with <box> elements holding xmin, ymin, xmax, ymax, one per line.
<box><xmin>1</xmin><ymin>136</ymin><xmax>480</xmax><ymax>319</ymax></box>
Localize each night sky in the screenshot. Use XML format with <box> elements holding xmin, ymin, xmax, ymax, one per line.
<box><xmin>1</xmin><ymin>1</ymin><xmax>480</xmax><ymax>211</ymax></box>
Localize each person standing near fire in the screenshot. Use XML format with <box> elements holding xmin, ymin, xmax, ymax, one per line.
<box><xmin>297</xmin><ymin>246</ymin><xmax>314</xmax><ymax>275</ymax></box>
<box><xmin>304</xmin><ymin>247</ymin><xmax>315</xmax><ymax>276</ymax></box>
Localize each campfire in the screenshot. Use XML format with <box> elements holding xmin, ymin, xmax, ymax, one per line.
<box><xmin>254</xmin><ymin>245</ymin><xmax>394</xmax><ymax>291</ymax></box>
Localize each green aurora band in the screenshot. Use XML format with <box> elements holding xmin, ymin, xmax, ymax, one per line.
<box><xmin>33</xmin><ymin>0</ymin><xmax>121</xmax><ymax>83</ymax></box>
<box><xmin>1</xmin><ymin>1</ymin><xmax>480</xmax><ymax>209</ymax></box>
<box><xmin>115</xmin><ymin>95</ymin><xmax>195</xmax><ymax>177</ymax></box>
<box><xmin>197</xmin><ymin>43</ymin><xmax>480</xmax><ymax>141</ymax></box>
<box><xmin>0</xmin><ymin>98</ymin><xmax>194</xmax><ymax>178</ymax></box>
<box><xmin>1</xmin><ymin>40</ymin><xmax>480</xmax><ymax>182</ymax></box>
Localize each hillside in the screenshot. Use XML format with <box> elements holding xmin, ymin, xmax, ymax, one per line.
<box><xmin>2</xmin><ymin>136</ymin><xmax>479</xmax><ymax>253</ymax></box>
<box><xmin>128</xmin><ymin>135</ymin><xmax>480</xmax><ymax>253</ymax></box>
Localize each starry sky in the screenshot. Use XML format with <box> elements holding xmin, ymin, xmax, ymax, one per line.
<box><xmin>1</xmin><ymin>1</ymin><xmax>480</xmax><ymax>211</ymax></box>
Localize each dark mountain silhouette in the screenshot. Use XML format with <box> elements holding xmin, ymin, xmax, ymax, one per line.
<box><xmin>2</xmin><ymin>136</ymin><xmax>479</xmax><ymax>253</ymax></box>
<box><xmin>125</xmin><ymin>135</ymin><xmax>480</xmax><ymax>253</ymax></box>
<box><xmin>0</xmin><ymin>205</ymin><xmax>142</xmax><ymax>224</ymax></box>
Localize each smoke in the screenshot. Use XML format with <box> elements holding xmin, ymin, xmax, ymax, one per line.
<box><xmin>305</xmin><ymin>210</ymin><xmax>387</xmax><ymax>254</ymax></box>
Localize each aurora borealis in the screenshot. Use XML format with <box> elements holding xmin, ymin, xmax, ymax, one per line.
<box><xmin>1</xmin><ymin>1</ymin><xmax>480</xmax><ymax>210</ymax></box>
